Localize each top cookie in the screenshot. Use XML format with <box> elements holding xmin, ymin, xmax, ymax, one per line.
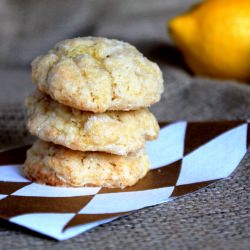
<box><xmin>32</xmin><ymin>37</ymin><xmax>164</xmax><ymax>113</ymax></box>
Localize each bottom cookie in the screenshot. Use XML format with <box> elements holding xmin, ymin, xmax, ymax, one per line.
<box><xmin>23</xmin><ymin>140</ymin><xmax>150</xmax><ymax>188</ymax></box>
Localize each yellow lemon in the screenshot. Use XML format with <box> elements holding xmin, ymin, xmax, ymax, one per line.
<box><xmin>168</xmin><ymin>0</ymin><xmax>250</xmax><ymax>82</ymax></box>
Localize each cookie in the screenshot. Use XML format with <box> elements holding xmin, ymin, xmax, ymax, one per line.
<box><xmin>32</xmin><ymin>37</ymin><xmax>164</xmax><ymax>113</ymax></box>
<box><xmin>23</xmin><ymin>140</ymin><xmax>150</xmax><ymax>188</ymax></box>
<box><xmin>26</xmin><ymin>91</ymin><xmax>159</xmax><ymax>155</ymax></box>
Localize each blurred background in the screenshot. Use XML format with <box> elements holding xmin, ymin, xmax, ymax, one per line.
<box><xmin>0</xmin><ymin>0</ymin><xmax>250</xmax><ymax>121</ymax></box>
<box><xmin>0</xmin><ymin>2</ymin><xmax>249</xmax><ymax>248</ymax></box>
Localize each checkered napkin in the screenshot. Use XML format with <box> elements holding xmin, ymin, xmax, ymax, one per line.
<box><xmin>0</xmin><ymin>121</ymin><xmax>249</xmax><ymax>240</ymax></box>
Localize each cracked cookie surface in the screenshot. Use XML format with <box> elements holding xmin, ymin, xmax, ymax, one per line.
<box><xmin>32</xmin><ymin>37</ymin><xmax>164</xmax><ymax>112</ymax></box>
<box><xmin>26</xmin><ymin>91</ymin><xmax>159</xmax><ymax>155</ymax></box>
<box><xmin>23</xmin><ymin>140</ymin><xmax>150</xmax><ymax>188</ymax></box>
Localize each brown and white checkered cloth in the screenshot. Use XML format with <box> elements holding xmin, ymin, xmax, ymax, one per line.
<box><xmin>0</xmin><ymin>121</ymin><xmax>249</xmax><ymax>240</ymax></box>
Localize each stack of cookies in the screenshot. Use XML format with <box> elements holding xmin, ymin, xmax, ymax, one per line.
<box><xmin>24</xmin><ymin>37</ymin><xmax>164</xmax><ymax>188</ymax></box>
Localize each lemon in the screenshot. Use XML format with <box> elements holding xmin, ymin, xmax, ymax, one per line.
<box><xmin>168</xmin><ymin>0</ymin><xmax>250</xmax><ymax>82</ymax></box>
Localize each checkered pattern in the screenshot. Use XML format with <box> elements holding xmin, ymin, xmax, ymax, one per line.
<box><xmin>0</xmin><ymin>121</ymin><xmax>248</xmax><ymax>240</ymax></box>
